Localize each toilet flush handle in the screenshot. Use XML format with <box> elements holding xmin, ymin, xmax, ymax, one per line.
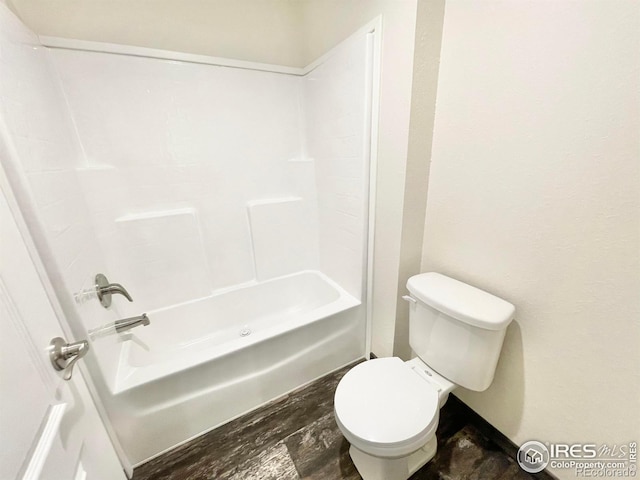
<box><xmin>402</xmin><ymin>295</ymin><xmax>417</xmax><ymax>304</ymax></box>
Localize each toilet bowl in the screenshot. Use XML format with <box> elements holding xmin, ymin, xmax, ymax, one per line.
<box><xmin>333</xmin><ymin>272</ymin><xmax>516</xmax><ymax>480</ymax></box>
<box><xmin>334</xmin><ymin>357</ymin><xmax>454</xmax><ymax>480</ymax></box>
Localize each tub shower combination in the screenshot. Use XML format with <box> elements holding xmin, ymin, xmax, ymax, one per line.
<box><xmin>0</xmin><ymin>4</ymin><xmax>378</xmax><ymax>468</ymax></box>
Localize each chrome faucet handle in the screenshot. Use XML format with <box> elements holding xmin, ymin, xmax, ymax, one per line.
<box><xmin>95</xmin><ymin>273</ymin><xmax>133</xmax><ymax>308</ymax></box>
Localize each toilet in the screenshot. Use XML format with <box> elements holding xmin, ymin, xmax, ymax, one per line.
<box><xmin>334</xmin><ymin>272</ymin><xmax>515</xmax><ymax>480</ymax></box>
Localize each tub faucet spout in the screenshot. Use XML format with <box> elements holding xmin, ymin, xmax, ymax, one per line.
<box><xmin>115</xmin><ymin>314</ymin><xmax>150</xmax><ymax>333</ymax></box>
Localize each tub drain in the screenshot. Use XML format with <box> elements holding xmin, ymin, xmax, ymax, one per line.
<box><xmin>239</xmin><ymin>326</ymin><xmax>251</xmax><ymax>337</ymax></box>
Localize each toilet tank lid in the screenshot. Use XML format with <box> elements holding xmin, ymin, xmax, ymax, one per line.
<box><xmin>406</xmin><ymin>273</ymin><xmax>515</xmax><ymax>331</ymax></box>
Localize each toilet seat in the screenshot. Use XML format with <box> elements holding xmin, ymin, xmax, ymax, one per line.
<box><xmin>334</xmin><ymin>358</ymin><xmax>440</xmax><ymax>458</ymax></box>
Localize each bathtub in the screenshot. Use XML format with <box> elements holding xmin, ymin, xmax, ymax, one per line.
<box><xmin>106</xmin><ymin>269</ymin><xmax>365</xmax><ymax>464</ymax></box>
<box><xmin>115</xmin><ymin>270</ymin><xmax>360</xmax><ymax>392</ymax></box>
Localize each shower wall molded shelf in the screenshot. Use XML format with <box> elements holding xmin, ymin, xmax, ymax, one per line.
<box><xmin>247</xmin><ymin>197</ymin><xmax>319</xmax><ymax>281</ymax></box>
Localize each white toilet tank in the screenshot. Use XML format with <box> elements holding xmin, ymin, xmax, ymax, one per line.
<box><xmin>406</xmin><ymin>273</ymin><xmax>515</xmax><ymax>392</ymax></box>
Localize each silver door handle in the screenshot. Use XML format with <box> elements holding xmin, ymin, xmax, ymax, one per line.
<box><xmin>49</xmin><ymin>337</ymin><xmax>89</xmax><ymax>381</ymax></box>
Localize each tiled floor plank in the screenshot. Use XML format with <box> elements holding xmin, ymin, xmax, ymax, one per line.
<box><xmin>285</xmin><ymin>412</ymin><xmax>361</xmax><ymax>480</ymax></box>
<box><xmin>220</xmin><ymin>442</ymin><xmax>300</xmax><ymax>480</ymax></box>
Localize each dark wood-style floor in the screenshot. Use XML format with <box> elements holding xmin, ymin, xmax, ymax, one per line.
<box><xmin>133</xmin><ymin>360</ymin><xmax>552</xmax><ymax>480</ymax></box>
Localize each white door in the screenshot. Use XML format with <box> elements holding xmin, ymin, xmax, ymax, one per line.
<box><xmin>0</xmin><ymin>181</ymin><xmax>126</xmax><ymax>479</ymax></box>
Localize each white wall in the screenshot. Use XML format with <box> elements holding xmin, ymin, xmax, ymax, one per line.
<box><xmin>421</xmin><ymin>1</ymin><xmax>640</xmax><ymax>478</ymax></box>
<box><xmin>304</xmin><ymin>34</ymin><xmax>371</xmax><ymax>299</ymax></box>
<box><xmin>300</xmin><ymin>0</ymin><xmax>419</xmax><ymax>356</ymax></box>
<box><xmin>7</xmin><ymin>0</ymin><xmax>305</xmax><ymax>67</ymax></box>
<box><xmin>393</xmin><ymin>0</ymin><xmax>445</xmax><ymax>360</ymax></box>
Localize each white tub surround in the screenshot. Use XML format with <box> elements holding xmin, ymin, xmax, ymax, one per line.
<box><xmin>47</xmin><ymin>29</ymin><xmax>373</xmax><ymax>317</ymax></box>
<box><xmin>1</xmin><ymin>7</ymin><xmax>380</xmax><ymax>467</ymax></box>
